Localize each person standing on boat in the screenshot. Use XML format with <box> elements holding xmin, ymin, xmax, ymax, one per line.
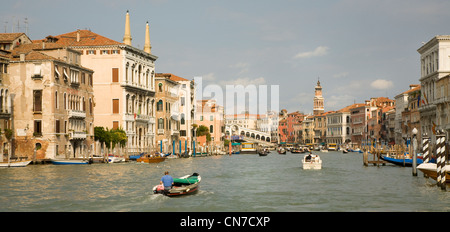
<box><xmin>160</xmin><ymin>171</ymin><xmax>174</xmax><ymax>194</ymax></box>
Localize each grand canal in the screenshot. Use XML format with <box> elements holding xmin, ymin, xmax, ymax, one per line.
<box><xmin>1</xmin><ymin>151</ymin><xmax>449</xmax><ymax>212</ymax></box>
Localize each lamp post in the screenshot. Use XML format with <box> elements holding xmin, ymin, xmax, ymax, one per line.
<box><xmin>412</xmin><ymin>127</ymin><xmax>418</xmax><ymax>176</ymax></box>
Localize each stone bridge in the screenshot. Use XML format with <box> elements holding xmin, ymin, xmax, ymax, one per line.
<box><xmin>225</xmin><ymin>124</ymin><xmax>273</xmax><ymax>145</ymax></box>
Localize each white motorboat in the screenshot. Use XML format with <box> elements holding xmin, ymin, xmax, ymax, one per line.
<box><xmin>51</xmin><ymin>159</ymin><xmax>90</xmax><ymax>165</ymax></box>
<box><xmin>108</xmin><ymin>155</ymin><xmax>126</xmax><ymax>163</ymax></box>
<box><xmin>302</xmin><ymin>153</ymin><xmax>322</xmax><ymax>170</ymax></box>
<box><xmin>0</xmin><ymin>160</ymin><xmax>31</xmax><ymax>167</ymax></box>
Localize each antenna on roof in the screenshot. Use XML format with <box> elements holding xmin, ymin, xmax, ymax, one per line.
<box><xmin>24</xmin><ymin>17</ymin><xmax>28</xmax><ymax>34</ymax></box>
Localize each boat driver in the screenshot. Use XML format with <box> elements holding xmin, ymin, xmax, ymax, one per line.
<box><xmin>160</xmin><ymin>171</ymin><xmax>174</xmax><ymax>194</ymax></box>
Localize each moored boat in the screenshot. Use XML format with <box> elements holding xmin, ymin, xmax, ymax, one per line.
<box><xmin>0</xmin><ymin>160</ymin><xmax>32</xmax><ymax>167</ymax></box>
<box><xmin>302</xmin><ymin>153</ymin><xmax>322</xmax><ymax>170</ymax></box>
<box><xmin>108</xmin><ymin>155</ymin><xmax>126</xmax><ymax>163</ymax></box>
<box><xmin>380</xmin><ymin>155</ymin><xmax>425</xmax><ymax>167</ymax></box>
<box><xmin>153</xmin><ymin>173</ymin><xmax>201</xmax><ymax>197</ymax></box>
<box><xmin>417</xmin><ymin>163</ymin><xmax>450</xmax><ymax>183</ymax></box>
<box><xmin>51</xmin><ymin>159</ymin><xmax>91</xmax><ymax>165</ymax></box>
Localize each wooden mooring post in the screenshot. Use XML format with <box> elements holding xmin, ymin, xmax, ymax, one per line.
<box><xmin>363</xmin><ymin>145</ymin><xmax>388</xmax><ymax>167</ymax></box>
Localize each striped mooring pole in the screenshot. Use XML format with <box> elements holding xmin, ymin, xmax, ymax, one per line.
<box><xmin>436</xmin><ymin>131</ymin><xmax>446</xmax><ymax>190</ymax></box>
<box><xmin>422</xmin><ymin>134</ymin><xmax>430</xmax><ymax>178</ymax></box>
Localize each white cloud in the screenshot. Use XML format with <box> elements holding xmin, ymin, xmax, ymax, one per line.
<box><xmin>229</xmin><ymin>62</ymin><xmax>250</xmax><ymax>75</ymax></box>
<box><xmin>294</xmin><ymin>46</ymin><xmax>329</xmax><ymax>59</ymax></box>
<box><xmin>201</xmin><ymin>72</ymin><xmax>216</xmax><ymax>81</ymax></box>
<box><xmin>370</xmin><ymin>79</ymin><xmax>393</xmax><ymax>90</ymax></box>
<box><xmin>333</xmin><ymin>72</ymin><xmax>349</xmax><ymax>78</ymax></box>
<box><xmin>220</xmin><ymin>77</ymin><xmax>266</xmax><ymax>86</ymax></box>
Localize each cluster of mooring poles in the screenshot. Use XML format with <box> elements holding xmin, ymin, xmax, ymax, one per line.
<box><xmin>420</xmin><ymin>131</ymin><xmax>447</xmax><ymax>191</ymax></box>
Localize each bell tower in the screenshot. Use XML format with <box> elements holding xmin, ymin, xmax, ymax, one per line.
<box><xmin>144</xmin><ymin>21</ymin><xmax>152</xmax><ymax>54</ymax></box>
<box><xmin>313</xmin><ymin>78</ymin><xmax>324</xmax><ymax>115</ymax></box>
<box><xmin>123</xmin><ymin>10</ymin><xmax>132</xmax><ymax>45</ymax></box>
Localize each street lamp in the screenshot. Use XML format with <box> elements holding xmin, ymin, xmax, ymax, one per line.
<box><xmin>412</xmin><ymin>127</ymin><xmax>418</xmax><ymax>176</ymax></box>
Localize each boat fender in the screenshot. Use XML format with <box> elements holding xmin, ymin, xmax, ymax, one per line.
<box><xmin>186</xmin><ymin>188</ymin><xmax>190</xmax><ymax>192</ymax></box>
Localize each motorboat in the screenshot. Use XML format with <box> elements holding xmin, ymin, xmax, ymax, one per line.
<box><xmin>417</xmin><ymin>163</ymin><xmax>450</xmax><ymax>183</ymax></box>
<box><xmin>277</xmin><ymin>147</ymin><xmax>286</xmax><ymax>154</ymax></box>
<box><xmin>0</xmin><ymin>160</ymin><xmax>31</xmax><ymax>167</ymax></box>
<box><xmin>137</xmin><ymin>154</ymin><xmax>165</xmax><ymax>163</ymax></box>
<box><xmin>153</xmin><ymin>173</ymin><xmax>201</xmax><ymax>197</ymax></box>
<box><xmin>258</xmin><ymin>149</ymin><xmax>269</xmax><ymax>156</ymax></box>
<box><xmin>302</xmin><ymin>153</ymin><xmax>322</xmax><ymax>170</ymax></box>
<box><xmin>51</xmin><ymin>159</ymin><xmax>91</xmax><ymax>165</ymax></box>
<box><xmin>108</xmin><ymin>155</ymin><xmax>126</xmax><ymax>163</ymax></box>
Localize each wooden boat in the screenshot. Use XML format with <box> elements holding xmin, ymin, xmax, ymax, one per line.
<box><xmin>291</xmin><ymin>148</ymin><xmax>302</xmax><ymax>153</ymax></box>
<box><xmin>302</xmin><ymin>154</ymin><xmax>322</xmax><ymax>170</ymax></box>
<box><xmin>277</xmin><ymin>147</ymin><xmax>286</xmax><ymax>154</ymax></box>
<box><xmin>417</xmin><ymin>163</ymin><xmax>450</xmax><ymax>183</ymax></box>
<box><xmin>0</xmin><ymin>160</ymin><xmax>31</xmax><ymax>167</ymax></box>
<box><xmin>153</xmin><ymin>173</ymin><xmax>201</xmax><ymax>197</ymax></box>
<box><xmin>342</xmin><ymin>149</ymin><xmax>349</xmax><ymax>154</ymax></box>
<box><xmin>380</xmin><ymin>155</ymin><xmax>424</xmax><ymax>167</ymax></box>
<box><xmin>137</xmin><ymin>154</ymin><xmax>165</xmax><ymax>163</ymax></box>
<box><xmin>51</xmin><ymin>159</ymin><xmax>90</xmax><ymax>165</ymax></box>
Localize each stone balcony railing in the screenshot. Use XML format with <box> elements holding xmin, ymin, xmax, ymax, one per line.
<box><xmin>70</xmin><ymin>131</ymin><xmax>87</xmax><ymax>140</ymax></box>
<box><xmin>68</xmin><ymin>110</ymin><xmax>86</xmax><ymax>119</ymax></box>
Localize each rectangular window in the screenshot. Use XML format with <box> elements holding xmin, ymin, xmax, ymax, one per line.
<box><xmin>112</xmin><ymin>68</ymin><xmax>119</xmax><ymax>82</ymax></box>
<box><xmin>34</xmin><ymin>120</ymin><xmax>42</xmax><ymax>136</ymax></box>
<box><xmin>112</xmin><ymin>121</ymin><xmax>119</xmax><ymax>130</ymax></box>
<box><xmin>112</xmin><ymin>99</ymin><xmax>119</xmax><ymax>114</ymax></box>
<box><xmin>55</xmin><ymin>120</ymin><xmax>60</xmax><ymax>133</ymax></box>
<box><xmin>33</xmin><ymin>90</ymin><xmax>42</xmax><ymax>112</ymax></box>
<box><xmin>181</xmin><ymin>97</ymin><xmax>185</xmax><ymax>106</ymax></box>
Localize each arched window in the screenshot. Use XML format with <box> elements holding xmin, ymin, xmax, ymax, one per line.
<box><xmin>158</xmin><ymin>118</ymin><xmax>164</xmax><ymax>129</ymax></box>
<box><xmin>157</xmin><ymin>100</ymin><xmax>163</xmax><ymax>111</ymax></box>
<box><xmin>181</xmin><ymin>113</ymin><xmax>185</xmax><ymax>125</ymax></box>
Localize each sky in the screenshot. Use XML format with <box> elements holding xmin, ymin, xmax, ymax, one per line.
<box><xmin>3</xmin><ymin>0</ymin><xmax>450</xmax><ymax>115</ymax></box>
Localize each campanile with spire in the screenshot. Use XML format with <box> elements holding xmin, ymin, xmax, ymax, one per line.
<box><xmin>123</xmin><ymin>10</ymin><xmax>132</xmax><ymax>45</ymax></box>
<box><xmin>313</xmin><ymin>79</ymin><xmax>324</xmax><ymax>115</ymax></box>
<box><xmin>144</xmin><ymin>21</ymin><xmax>152</xmax><ymax>54</ymax></box>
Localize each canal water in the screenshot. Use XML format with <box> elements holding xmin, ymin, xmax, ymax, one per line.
<box><xmin>1</xmin><ymin>151</ymin><xmax>449</xmax><ymax>212</ymax></box>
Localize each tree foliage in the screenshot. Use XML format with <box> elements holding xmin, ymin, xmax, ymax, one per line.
<box><xmin>94</xmin><ymin>126</ymin><xmax>127</xmax><ymax>150</ymax></box>
<box><xmin>197</xmin><ymin>125</ymin><xmax>211</xmax><ymax>141</ymax></box>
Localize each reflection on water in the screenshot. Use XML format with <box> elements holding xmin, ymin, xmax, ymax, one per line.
<box><xmin>1</xmin><ymin>151</ymin><xmax>449</xmax><ymax>211</ymax></box>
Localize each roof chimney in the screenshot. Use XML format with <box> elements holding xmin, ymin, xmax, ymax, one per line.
<box><xmin>76</xmin><ymin>29</ymin><xmax>80</xmax><ymax>42</ymax></box>
<box><xmin>123</xmin><ymin>10</ymin><xmax>132</xmax><ymax>45</ymax></box>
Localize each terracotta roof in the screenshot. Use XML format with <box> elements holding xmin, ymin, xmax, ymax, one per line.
<box><xmin>10</xmin><ymin>42</ymin><xmax>66</xmax><ymax>57</ymax></box>
<box><xmin>339</xmin><ymin>103</ymin><xmax>365</xmax><ymax>112</ymax></box>
<box><xmin>0</xmin><ymin>33</ymin><xmax>26</xmax><ymax>42</ymax></box>
<box><xmin>403</xmin><ymin>85</ymin><xmax>421</xmax><ymax>94</ymax></box>
<box><xmin>9</xmin><ymin>50</ymin><xmax>56</xmax><ymax>62</ymax></box>
<box><xmin>155</xmin><ymin>73</ymin><xmax>189</xmax><ymax>82</ymax></box>
<box><xmin>48</xmin><ymin>30</ymin><xmax>123</xmax><ymax>47</ymax></box>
